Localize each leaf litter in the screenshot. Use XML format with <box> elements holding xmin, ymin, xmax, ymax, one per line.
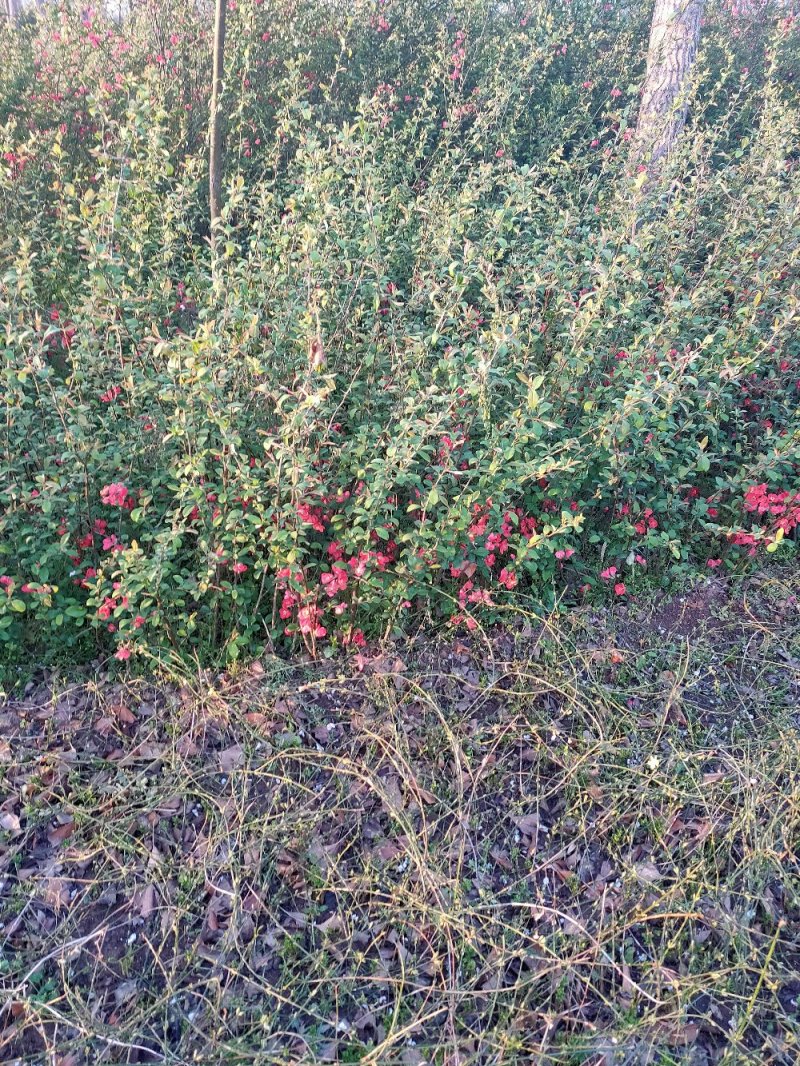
<box><xmin>0</xmin><ymin>570</ymin><xmax>799</xmax><ymax>1063</ymax></box>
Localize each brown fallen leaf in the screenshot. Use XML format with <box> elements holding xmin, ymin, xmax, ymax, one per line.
<box><xmin>513</xmin><ymin>812</ymin><xmax>541</xmax><ymax>834</ymax></box>
<box><xmin>242</xmin><ymin>889</ymin><xmax>264</xmax><ymax>913</ymax></box>
<box><xmin>650</xmin><ymin>1021</ymin><xmax>699</xmax><ymax>1046</ymax></box>
<box><xmin>137</xmin><ymin>883</ymin><xmax>157</xmax><ymax>919</ymax></box>
<box><xmin>561</xmin><ymin>914</ymin><xmax>586</xmax><ymax>936</ymax></box>
<box><xmin>243</xmin><ymin>712</ymin><xmax>272</xmax><ymax>732</ymax></box>
<box><xmin>176</xmin><ymin>734</ymin><xmax>199</xmax><ymax>757</ymax></box>
<box><xmin>112</xmin><ymin>702</ymin><xmax>137</xmax><ymax>725</ymax></box>
<box><xmin>0</xmin><ymin>811</ymin><xmax>22</xmax><ymax>836</ymax></box>
<box><xmin>114</xmin><ymin>980</ymin><xmax>138</xmax><ymax>1008</ymax></box>
<box><xmin>41</xmin><ymin>877</ymin><xmax>70</xmax><ymax>911</ymax></box>
<box><xmin>375</xmin><ymin>841</ymin><xmax>404</xmax><ymax>861</ymax></box>
<box><xmin>702</xmin><ymin>771</ymin><xmax>727</xmax><ymax>785</ymax></box>
<box><xmin>633</xmin><ymin>861</ymin><xmax>662</xmax><ymax>884</ymax></box>
<box><xmin>47</xmin><ymin>817</ymin><xmax>75</xmax><ymax>846</ymax></box>
<box><xmin>381</xmin><ymin>775</ymin><xmax>404</xmax><ymax>813</ymax></box>
<box><xmin>218</xmin><ymin>744</ymin><xmax>244</xmax><ymax>772</ymax></box>
<box><xmin>317</xmin><ymin>912</ymin><xmax>346</xmax><ymax>934</ymax></box>
<box><xmin>490</xmin><ymin>845</ymin><xmax>513</xmax><ymax>871</ymax></box>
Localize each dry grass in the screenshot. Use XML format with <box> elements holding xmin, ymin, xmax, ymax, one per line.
<box><xmin>1</xmin><ymin>570</ymin><xmax>799</xmax><ymax>1065</ymax></box>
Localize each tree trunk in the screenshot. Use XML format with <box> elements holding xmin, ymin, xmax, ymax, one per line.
<box><xmin>635</xmin><ymin>0</ymin><xmax>705</xmax><ymax>167</ymax></box>
<box><xmin>208</xmin><ymin>0</ymin><xmax>227</xmax><ymax>258</ymax></box>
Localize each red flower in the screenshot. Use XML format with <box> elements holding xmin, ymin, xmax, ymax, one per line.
<box><xmin>296</xmin><ymin>502</ymin><xmax>326</xmax><ymax>532</ymax></box>
<box><xmin>100</xmin><ymin>482</ymin><xmax>129</xmax><ymax>507</ymax></box>
<box><xmin>614</xmin><ymin>582</ymin><xmax>626</xmax><ymax>596</ymax></box>
<box><xmin>347</xmin><ymin>552</ymin><xmax>372</xmax><ymax>579</ymax></box>
<box><xmin>635</xmin><ymin>508</ymin><xmax>658</xmax><ymax>534</ymax></box>
<box><xmin>231</xmin><ymin>562</ymin><xmax>248</xmax><ymax>574</ymax></box>
<box><xmin>499</xmin><ymin>567</ymin><xmax>517</xmax><ymax>590</ymax></box>
<box><xmin>279</xmin><ymin>589</ymin><xmax>299</xmax><ymax>620</ymax></box>
<box><xmin>600</xmin><ymin>566</ymin><xmax>617</xmax><ymax>580</ymax></box>
<box><xmin>115</xmin><ymin>646</ymin><xmax>131</xmax><ymax>661</ymax></box>
<box><xmin>97</xmin><ymin>597</ymin><xmax>115</xmax><ymax>620</ymax></box>
<box><xmin>707</xmin><ymin>558</ymin><xmax>722</xmax><ymax>569</ymax></box>
<box><xmin>297</xmin><ymin>605</ymin><xmax>326</xmax><ymax>638</ymax></box>
<box><xmin>327</xmin><ymin>540</ymin><xmax>344</xmax><ymax>561</ymax></box>
<box><xmin>321</xmin><ymin>565</ymin><xmax>348</xmax><ymax>597</ymax></box>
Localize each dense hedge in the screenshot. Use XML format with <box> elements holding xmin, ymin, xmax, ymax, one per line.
<box><xmin>1</xmin><ymin>1</ymin><xmax>799</xmax><ymax>668</ymax></box>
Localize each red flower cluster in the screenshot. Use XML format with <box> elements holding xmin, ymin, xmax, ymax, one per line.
<box><xmin>321</xmin><ymin>564</ymin><xmax>348</xmax><ymax>597</ymax></box>
<box><xmin>743</xmin><ymin>483</ymin><xmax>800</xmax><ymax>527</ymax></box>
<box><xmin>100</xmin><ymin>482</ymin><xmax>130</xmax><ymax>507</ymax></box>
<box><xmin>296</xmin><ymin>502</ymin><xmax>327</xmax><ymax>532</ymax></box>
<box><xmin>634</xmin><ymin>508</ymin><xmax>658</xmax><ymax>535</ymax></box>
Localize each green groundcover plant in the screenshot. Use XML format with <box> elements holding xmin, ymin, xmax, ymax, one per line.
<box><xmin>1</xmin><ymin>0</ymin><xmax>799</xmax><ymax>669</ymax></box>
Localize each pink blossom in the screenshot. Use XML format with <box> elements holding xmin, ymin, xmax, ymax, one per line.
<box><xmin>327</xmin><ymin>540</ymin><xmax>344</xmax><ymax>561</ymax></box>
<box><xmin>297</xmin><ymin>605</ymin><xmax>326</xmax><ymax>638</ymax></box>
<box><xmin>499</xmin><ymin>567</ymin><xmax>517</xmax><ymax>590</ymax></box>
<box><xmin>347</xmin><ymin>552</ymin><xmax>372</xmax><ymax>579</ymax></box>
<box><xmin>321</xmin><ymin>565</ymin><xmax>348</xmax><ymax>597</ymax></box>
<box><xmin>100</xmin><ymin>482</ymin><xmax>129</xmax><ymax>507</ymax></box>
<box><xmin>296</xmin><ymin>502</ymin><xmax>326</xmax><ymax>532</ymax></box>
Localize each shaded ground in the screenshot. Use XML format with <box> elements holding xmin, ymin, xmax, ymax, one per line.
<box><xmin>1</xmin><ymin>569</ymin><xmax>799</xmax><ymax>1064</ymax></box>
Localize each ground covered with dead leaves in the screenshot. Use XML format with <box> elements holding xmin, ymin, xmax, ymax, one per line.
<box><xmin>1</xmin><ymin>570</ymin><xmax>800</xmax><ymax>1065</ymax></box>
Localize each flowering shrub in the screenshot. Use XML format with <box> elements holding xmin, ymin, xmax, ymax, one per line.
<box><xmin>1</xmin><ymin>1</ymin><xmax>799</xmax><ymax>667</ymax></box>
